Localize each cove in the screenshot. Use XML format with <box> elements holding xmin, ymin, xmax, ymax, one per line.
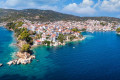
<box><xmin>1</xmin><ymin>27</ymin><xmax>120</xmax><ymax>80</ymax></box>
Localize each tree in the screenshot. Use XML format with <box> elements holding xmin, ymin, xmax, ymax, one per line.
<box><xmin>70</xmin><ymin>35</ymin><xmax>76</xmax><ymax>41</ymax></box>
<box><xmin>116</xmin><ymin>27</ymin><xmax>120</xmax><ymax>33</ymax></box>
<box><xmin>21</xmin><ymin>44</ymin><xmax>30</xmax><ymax>52</ymax></box>
<box><xmin>15</xmin><ymin>28</ymin><xmax>26</xmax><ymax>37</ymax></box>
<box><xmin>100</xmin><ymin>22</ymin><xmax>107</xmax><ymax>26</ymax></box>
<box><xmin>43</xmin><ymin>40</ymin><xmax>50</xmax><ymax>46</ymax></box>
<box><xmin>81</xmin><ymin>28</ymin><xmax>86</xmax><ymax>32</ymax></box>
<box><xmin>71</xmin><ymin>28</ymin><xmax>79</xmax><ymax>32</ymax></box>
<box><xmin>57</xmin><ymin>34</ymin><xmax>65</xmax><ymax>43</ymax></box>
<box><xmin>18</xmin><ymin>29</ymin><xmax>30</xmax><ymax>41</ymax></box>
<box><xmin>6</xmin><ymin>22</ymin><xmax>16</xmax><ymax>30</ymax></box>
<box><xmin>15</xmin><ymin>21</ymin><xmax>24</xmax><ymax>27</ymax></box>
<box><xmin>27</xmin><ymin>37</ymin><xmax>33</xmax><ymax>45</ymax></box>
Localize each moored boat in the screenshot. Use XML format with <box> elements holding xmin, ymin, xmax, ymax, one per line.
<box><xmin>0</xmin><ymin>63</ymin><xmax>3</xmax><ymax>67</ymax></box>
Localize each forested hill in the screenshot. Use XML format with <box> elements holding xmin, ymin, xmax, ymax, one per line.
<box><xmin>0</xmin><ymin>8</ymin><xmax>120</xmax><ymax>23</ymax></box>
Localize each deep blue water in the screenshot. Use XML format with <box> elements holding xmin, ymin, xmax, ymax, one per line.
<box><xmin>1</xmin><ymin>27</ymin><xmax>120</xmax><ymax>80</ymax></box>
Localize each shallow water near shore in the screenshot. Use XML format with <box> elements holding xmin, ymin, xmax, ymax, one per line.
<box><xmin>1</xmin><ymin>27</ymin><xmax>120</xmax><ymax>80</ymax></box>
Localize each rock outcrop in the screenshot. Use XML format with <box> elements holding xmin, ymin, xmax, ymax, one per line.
<box><xmin>7</xmin><ymin>55</ymin><xmax>35</xmax><ymax>66</ymax></box>
<box><xmin>7</xmin><ymin>51</ymin><xmax>35</xmax><ymax>66</ymax></box>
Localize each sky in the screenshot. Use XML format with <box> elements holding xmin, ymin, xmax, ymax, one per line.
<box><xmin>0</xmin><ymin>0</ymin><xmax>120</xmax><ymax>18</ymax></box>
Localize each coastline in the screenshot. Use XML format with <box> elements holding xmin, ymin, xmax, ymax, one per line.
<box><xmin>2</xmin><ymin>26</ymin><xmax>36</xmax><ymax>66</ymax></box>
<box><xmin>31</xmin><ymin>36</ymin><xmax>85</xmax><ymax>49</ymax></box>
<box><xmin>9</xmin><ymin>32</ymin><xmax>19</xmax><ymax>59</ymax></box>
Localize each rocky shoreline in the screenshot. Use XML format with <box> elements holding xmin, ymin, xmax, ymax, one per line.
<box><xmin>7</xmin><ymin>36</ymin><xmax>36</xmax><ymax>66</ymax></box>
<box><xmin>7</xmin><ymin>53</ymin><xmax>35</xmax><ymax>66</ymax></box>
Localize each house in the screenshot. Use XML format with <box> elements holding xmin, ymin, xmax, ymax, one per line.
<box><xmin>28</xmin><ymin>25</ymin><xmax>36</xmax><ymax>32</ymax></box>
<box><xmin>34</xmin><ymin>40</ymin><xmax>42</xmax><ymax>45</ymax></box>
<box><xmin>41</xmin><ymin>34</ymin><xmax>46</xmax><ymax>41</ymax></box>
<box><xmin>51</xmin><ymin>34</ymin><xmax>57</xmax><ymax>42</ymax></box>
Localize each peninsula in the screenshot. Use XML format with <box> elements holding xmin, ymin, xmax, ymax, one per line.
<box><xmin>5</xmin><ymin>20</ymin><xmax>85</xmax><ymax>65</ymax></box>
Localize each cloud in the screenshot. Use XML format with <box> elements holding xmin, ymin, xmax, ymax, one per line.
<box><xmin>100</xmin><ymin>0</ymin><xmax>120</xmax><ymax>12</ymax></box>
<box><xmin>62</xmin><ymin>0</ymin><xmax>96</xmax><ymax>15</ymax></box>
<box><xmin>0</xmin><ymin>0</ymin><xmax>59</xmax><ymax>11</ymax></box>
<box><xmin>94</xmin><ymin>0</ymin><xmax>101</xmax><ymax>8</ymax></box>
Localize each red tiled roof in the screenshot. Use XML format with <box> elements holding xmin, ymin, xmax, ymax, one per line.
<box><xmin>51</xmin><ymin>34</ymin><xmax>56</xmax><ymax>37</ymax></box>
<box><xmin>36</xmin><ymin>40</ymin><xmax>41</xmax><ymax>42</ymax></box>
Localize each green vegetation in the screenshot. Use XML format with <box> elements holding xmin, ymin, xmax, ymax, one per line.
<box><xmin>21</xmin><ymin>44</ymin><xmax>30</xmax><ymax>52</ymax></box>
<box><xmin>15</xmin><ymin>21</ymin><xmax>24</xmax><ymax>27</ymax></box>
<box><xmin>18</xmin><ymin>29</ymin><xmax>30</xmax><ymax>41</ymax></box>
<box><xmin>18</xmin><ymin>29</ymin><xmax>33</xmax><ymax>45</ymax></box>
<box><xmin>6</xmin><ymin>21</ymin><xmax>33</xmax><ymax>53</ymax></box>
<box><xmin>6</xmin><ymin>22</ymin><xmax>16</xmax><ymax>30</ymax></box>
<box><xmin>6</xmin><ymin>21</ymin><xmax>33</xmax><ymax>45</ymax></box>
<box><xmin>6</xmin><ymin>21</ymin><xmax>24</xmax><ymax>30</ymax></box>
<box><xmin>80</xmin><ymin>28</ymin><xmax>86</xmax><ymax>32</ymax></box>
<box><xmin>100</xmin><ymin>22</ymin><xmax>107</xmax><ymax>26</ymax></box>
<box><xmin>0</xmin><ymin>9</ymin><xmax>120</xmax><ymax>23</ymax></box>
<box><xmin>15</xmin><ymin>28</ymin><xmax>26</xmax><ymax>37</ymax></box>
<box><xmin>57</xmin><ymin>34</ymin><xmax>65</xmax><ymax>43</ymax></box>
<box><xmin>116</xmin><ymin>27</ymin><xmax>120</xmax><ymax>33</ymax></box>
<box><xmin>43</xmin><ymin>40</ymin><xmax>50</xmax><ymax>46</ymax></box>
<box><xmin>70</xmin><ymin>35</ymin><xmax>76</xmax><ymax>41</ymax></box>
<box><xmin>71</xmin><ymin>28</ymin><xmax>79</xmax><ymax>32</ymax></box>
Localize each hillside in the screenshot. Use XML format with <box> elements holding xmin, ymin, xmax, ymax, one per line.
<box><xmin>0</xmin><ymin>8</ymin><xmax>120</xmax><ymax>23</ymax></box>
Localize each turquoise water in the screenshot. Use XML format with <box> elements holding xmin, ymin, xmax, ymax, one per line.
<box><xmin>1</xmin><ymin>27</ymin><xmax>120</xmax><ymax>80</ymax></box>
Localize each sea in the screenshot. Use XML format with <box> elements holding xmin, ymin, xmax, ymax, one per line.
<box><xmin>1</xmin><ymin>26</ymin><xmax>120</xmax><ymax>80</ymax></box>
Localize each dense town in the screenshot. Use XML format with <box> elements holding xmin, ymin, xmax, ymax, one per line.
<box><xmin>20</xmin><ymin>20</ymin><xmax>119</xmax><ymax>46</ymax></box>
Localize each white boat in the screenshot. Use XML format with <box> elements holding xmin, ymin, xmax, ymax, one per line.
<box><xmin>73</xmin><ymin>47</ymin><xmax>75</xmax><ymax>48</ymax></box>
<box><xmin>0</xmin><ymin>63</ymin><xmax>3</xmax><ymax>67</ymax></box>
